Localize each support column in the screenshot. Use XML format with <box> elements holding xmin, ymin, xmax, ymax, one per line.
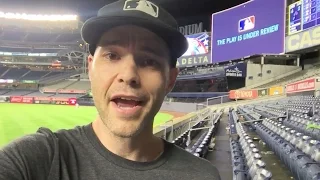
<box><xmin>296</xmin><ymin>56</ymin><xmax>300</xmax><ymax>67</ymax></box>
<box><xmin>261</xmin><ymin>56</ymin><xmax>265</xmax><ymax>65</ymax></box>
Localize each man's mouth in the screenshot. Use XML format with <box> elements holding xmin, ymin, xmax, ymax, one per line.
<box><xmin>111</xmin><ymin>97</ymin><xmax>143</xmax><ymax>109</ymax></box>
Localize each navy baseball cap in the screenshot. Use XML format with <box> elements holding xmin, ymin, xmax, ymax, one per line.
<box><xmin>81</xmin><ymin>0</ymin><xmax>188</xmax><ymax>66</ymax></box>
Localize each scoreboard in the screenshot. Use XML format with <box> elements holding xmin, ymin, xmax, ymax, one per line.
<box><xmin>288</xmin><ymin>0</ymin><xmax>320</xmax><ymax>35</ymax></box>
<box><xmin>302</xmin><ymin>0</ymin><xmax>319</xmax><ymax>29</ymax></box>
<box><xmin>289</xmin><ymin>1</ymin><xmax>302</xmax><ymax>35</ymax></box>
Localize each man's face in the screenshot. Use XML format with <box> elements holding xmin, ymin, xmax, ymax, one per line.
<box><xmin>88</xmin><ymin>25</ymin><xmax>178</xmax><ymax>138</ymax></box>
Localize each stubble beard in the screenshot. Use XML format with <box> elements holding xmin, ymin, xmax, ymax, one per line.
<box><xmin>98</xmin><ymin>107</ymin><xmax>150</xmax><ymax>138</ymax></box>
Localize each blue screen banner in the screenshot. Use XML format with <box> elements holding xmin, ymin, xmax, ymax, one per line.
<box><xmin>211</xmin><ymin>0</ymin><xmax>286</xmax><ymax>63</ymax></box>
<box><xmin>224</xmin><ymin>63</ymin><xmax>247</xmax><ymax>77</ymax></box>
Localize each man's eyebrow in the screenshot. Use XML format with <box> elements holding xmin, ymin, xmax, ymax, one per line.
<box><xmin>140</xmin><ymin>46</ymin><xmax>169</xmax><ymax>58</ymax></box>
<box><xmin>98</xmin><ymin>39</ymin><xmax>127</xmax><ymax>47</ymax></box>
<box><xmin>98</xmin><ymin>38</ymin><xmax>169</xmax><ymax>58</ymax></box>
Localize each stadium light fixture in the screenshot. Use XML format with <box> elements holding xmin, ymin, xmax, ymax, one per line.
<box><xmin>0</xmin><ymin>11</ymin><xmax>78</xmax><ymax>21</ymax></box>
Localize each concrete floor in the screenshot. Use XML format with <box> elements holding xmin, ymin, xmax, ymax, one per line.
<box><xmin>206</xmin><ymin>115</ymin><xmax>233</xmax><ymax>180</ymax></box>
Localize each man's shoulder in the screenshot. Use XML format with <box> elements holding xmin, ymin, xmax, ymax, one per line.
<box><xmin>2</xmin><ymin>127</ymin><xmax>56</xmax><ymax>152</ymax></box>
<box><xmin>169</xmin><ymin>144</ymin><xmax>221</xmax><ymax>179</ymax></box>
<box><xmin>2</xmin><ymin>125</ymin><xmax>85</xmax><ymax>153</ymax></box>
<box><xmin>0</xmin><ymin>126</ymin><xmax>88</xmax><ymax>180</ymax></box>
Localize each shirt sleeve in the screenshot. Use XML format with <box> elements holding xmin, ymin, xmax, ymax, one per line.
<box><xmin>211</xmin><ymin>165</ymin><xmax>221</xmax><ymax>180</ymax></box>
<box><xmin>0</xmin><ymin>132</ymin><xmax>55</xmax><ymax>180</ymax></box>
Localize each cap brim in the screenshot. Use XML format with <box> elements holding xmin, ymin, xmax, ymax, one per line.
<box><xmin>81</xmin><ymin>16</ymin><xmax>188</xmax><ymax>60</ymax></box>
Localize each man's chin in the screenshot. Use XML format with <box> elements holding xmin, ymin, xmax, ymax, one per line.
<box><xmin>108</xmin><ymin>124</ymin><xmax>143</xmax><ymax>138</ymax></box>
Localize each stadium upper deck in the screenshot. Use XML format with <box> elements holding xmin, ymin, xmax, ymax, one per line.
<box><xmin>0</xmin><ymin>11</ymin><xmax>83</xmax><ymax>50</ymax></box>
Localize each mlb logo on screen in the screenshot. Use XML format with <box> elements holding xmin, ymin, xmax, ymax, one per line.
<box><xmin>238</xmin><ymin>15</ymin><xmax>255</xmax><ymax>33</ymax></box>
<box><xmin>123</xmin><ymin>0</ymin><xmax>159</xmax><ymax>18</ymax></box>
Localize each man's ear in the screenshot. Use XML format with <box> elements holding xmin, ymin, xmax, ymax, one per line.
<box><xmin>88</xmin><ymin>54</ymin><xmax>94</xmax><ymax>81</ymax></box>
<box><xmin>166</xmin><ymin>67</ymin><xmax>179</xmax><ymax>94</ymax></box>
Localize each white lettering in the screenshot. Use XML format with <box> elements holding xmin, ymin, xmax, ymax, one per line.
<box><xmin>179</xmin><ymin>22</ymin><xmax>204</xmax><ymax>35</ymax></box>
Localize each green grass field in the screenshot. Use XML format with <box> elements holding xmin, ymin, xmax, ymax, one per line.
<box><xmin>0</xmin><ymin>103</ymin><xmax>173</xmax><ymax>147</ymax></box>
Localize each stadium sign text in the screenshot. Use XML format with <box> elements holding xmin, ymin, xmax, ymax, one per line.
<box><xmin>179</xmin><ymin>22</ymin><xmax>204</xmax><ymax>35</ymax></box>
<box><xmin>224</xmin><ymin>63</ymin><xmax>247</xmax><ymax>77</ymax></box>
<box><xmin>285</xmin><ymin>78</ymin><xmax>315</xmax><ymax>93</ymax></box>
<box><xmin>286</xmin><ymin>26</ymin><xmax>320</xmax><ymax>52</ymax></box>
<box><xmin>229</xmin><ymin>90</ymin><xmax>258</xmax><ymax>100</ymax></box>
<box><xmin>176</xmin><ymin>54</ymin><xmax>211</xmax><ymax>67</ymax></box>
<box><xmin>56</xmin><ymin>101</ymin><xmax>69</xmax><ymax>105</ymax></box>
<box><xmin>10</xmin><ymin>96</ymin><xmax>34</xmax><ymax>104</ymax></box>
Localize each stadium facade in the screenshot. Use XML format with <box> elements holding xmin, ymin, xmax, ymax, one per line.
<box><xmin>1</xmin><ymin>0</ymin><xmax>320</xmax><ymax>107</ymax></box>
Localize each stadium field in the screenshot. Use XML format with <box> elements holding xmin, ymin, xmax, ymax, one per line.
<box><xmin>0</xmin><ymin>103</ymin><xmax>174</xmax><ymax>147</ymax></box>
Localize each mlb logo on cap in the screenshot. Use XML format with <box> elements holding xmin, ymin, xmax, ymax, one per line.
<box><xmin>238</xmin><ymin>15</ymin><xmax>255</xmax><ymax>32</ymax></box>
<box><xmin>123</xmin><ymin>0</ymin><xmax>159</xmax><ymax>18</ymax></box>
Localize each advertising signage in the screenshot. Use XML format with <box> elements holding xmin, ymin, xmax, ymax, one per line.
<box><xmin>179</xmin><ymin>22</ymin><xmax>204</xmax><ymax>36</ymax></box>
<box><xmin>177</xmin><ymin>15</ymin><xmax>211</xmax><ymax>35</ymax></box>
<box><xmin>285</xmin><ymin>25</ymin><xmax>320</xmax><ymax>52</ymax></box>
<box><xmin>211</xmin><ymin>0</ymin><xmax>286</xmax><ymax>62</ymax></box>
<box><xmin>286</xmin><ymin>78</ymin><xmax>315</xmax><ymax>93</ymax></box>
<box><xmin>176</xmin><ymin>53</ymin><xmax>211</xmax><ymax>67</ymax></box>
<box><xmin>33</xmin><ymin>97</ymin><xmax>77</xmax><ymax>105</ymax></box>
<box><xmin>0</xmin><ymin>52</ymin><xmax>58</xmax><ymax>57</ymax></box>
<box><xmin>224</xmin><ymin>63</ymin><xmax>247</xmax><ymax>77</ymax></box>
<box><xmin>269</xmin><ymin>86</ymin><xmax>284</xmax><ymax>96</ymax></box>
<box><xmin>229</xmin><ymin>90</ymin><xmax>258</xmax><ymax>100</ymax></box>
<box><xmin>0</xmin><ymin>79</ymin><xmax>14</xmax><ymax>83</ymax></box>
<box><xmin>10</xmin><ymin>96</ymin><xmax>34</xmax><ymax>104</ymax></box>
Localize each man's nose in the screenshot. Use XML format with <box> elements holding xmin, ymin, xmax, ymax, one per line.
<box><xmin>117</xmin><ymin>55</ymin><xmax>140</xmax><ymax>86</ymax></box>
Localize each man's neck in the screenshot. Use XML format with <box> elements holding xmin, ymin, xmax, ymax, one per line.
<box><xmin>92</xmin><ymin>119</ymin><xmax>164</xmax><ymax>162</ymax></box>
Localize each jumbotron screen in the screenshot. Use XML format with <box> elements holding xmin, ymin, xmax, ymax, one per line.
<box><xmin>288</xmin><ymin>0</ymin><xmax>320</xmax><ymax>35</ymax></box>
<box><xmin>211</xmin><ymin>0</ymin><xmax>286</xmax><ymax>63</ymax></box>
<box><xmin>182</xmin><ymin>32</ymin><xmax>210</xmax><ymax>57</ymax></box>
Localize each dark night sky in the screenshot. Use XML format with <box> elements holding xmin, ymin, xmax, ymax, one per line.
<box><xmin>0</xmin><ymin>0</ymin><xmax>248</xmax><ymax>21</ymax></box>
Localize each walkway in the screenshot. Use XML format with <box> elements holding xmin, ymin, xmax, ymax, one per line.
<box><xmin>206</xmin><ymin>114</ymin><xmax>233</xmax><ymax>180</ymax></box>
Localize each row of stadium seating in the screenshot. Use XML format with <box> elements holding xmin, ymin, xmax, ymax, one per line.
<box><xmin>172</xmin><ymin>109</ymin><xmax>221</xmax><ymax>158</ymax></box>
<box><xmin>172</xmin><ymin>78</ymin><xmax>228</xmax><ymax>93</ymax></box>
<box><xmin>0</xmin><ymin>47</ymin><xmax>67</xmax><ymax>53</ymax></box>
<box><xmin>254</xmin><ymin>120</ymin><xmax>320</xmax><ymax>180</ymax></box>
<box><xmin>179</xmin><ymin>65</ymin><xmax>223</xmax><ymax>76</ymax></box>
<box><xmin>0</xmin><ymin>66</ymin><xmax>68</xmax><ymax>80</ymax></box>
<box><xmin>284</xmin><ymin>114</ymin><xmax>320</xmax><ymax>140</ymax></box>
<box><xmin>0</xmin><ymin>31</ymin><xmax>81</xmax><ymax>43</ymax></box>
<box><xmin>229</xmin><ymin>109</ymin><xmax>272</xmax><ymax>180</ymax></box>
<box><xmin>173</xmin><ymin>120</ymin><xmax>207</xmax><ymax>149</ymax></box>
<box><xmin>262</xmin><ymin>119</ymin><xmax>319</xmax><ymax>162</ymax></box>
<box><xmin>44</xmin><ymin>80</ymin><xmax>89</xmax><ymax>91</ymax></box>
<box><xmin>185</xmin><ymin>112</ymin><xmax>221</xmax><ymax>158</ymax></box>
<box><xmin>256</xmin><ymin>63</ymin><xmax>320</xmax><ymax>89</ymax></box>
<box><xmin>235</xmin><ymin>95</ymin><xmax>320</xmax><ymax>180</ymax></box>
<box><xmin>0</xmin><ymin>65</ymin><xmax>228</xmax><ymax>93</ymax></box>
<box><xmin>0</xmin><ymin>89</ymin><xmax>80</xmax><ymax>98</ymax></box>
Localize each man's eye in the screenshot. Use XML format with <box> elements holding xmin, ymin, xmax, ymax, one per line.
<box><xmin>142</xmin><ymin>59</ymin><xmax>159</xmax><ymax>67</ymax></box>
<box><xmin>104</xmin><ymin>53</ymin><xmax>120</xmax><ymax>61</ymax></box>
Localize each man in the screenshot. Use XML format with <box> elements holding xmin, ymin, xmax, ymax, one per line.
<box><xmin>0</xmin><ymin>0</ymin><xmax>221</xmax><ymax>179</ymax></box>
